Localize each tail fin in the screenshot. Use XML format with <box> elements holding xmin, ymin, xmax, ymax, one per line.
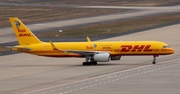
<box><xmin>9</xmin><ymin>17</ymin><xmax>41</xmax><ymax>45</ymax></box>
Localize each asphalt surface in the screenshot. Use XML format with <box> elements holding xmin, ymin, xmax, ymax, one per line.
<box><xmin>26</xmin><ymin>58</ymin><xmax>180</xmax><ymax>94</ymax></box>
<box><xmin>0</xmin><ymin>23</ymin><xmax>179</xmax><ymax>94</ymax></box>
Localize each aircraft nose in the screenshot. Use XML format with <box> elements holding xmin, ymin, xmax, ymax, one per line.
<box><xmin>170</xmin><ymin>48</ymin><xmax>175</xmax><ymax>54</ymax></box>
<box><xmin>161</xmin><ymin>48</ymin><xmax>175</xmax><ymax>54</ymax></box>
<box><xmin>167</xmin><ymin>48</ymin><xmax>175</xmax><ymax>54</ymax></box>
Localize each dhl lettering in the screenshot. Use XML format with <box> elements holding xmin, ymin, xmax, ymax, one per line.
<box><xmin>18</xmin><ymin>33</ymin><xmax>31</xmax><ymax>37</ymax></box>
<box><xmin>18</xmin><ymin>29</ymin><xmax>26</xmax><ymax>32</ymax></box>
<box><xmin>121</xmin><ymin>45</ymin><xmax>132</xmax><ymax>52</ymax></box>
<box><xmin>86</xmin><ymin>46</ymin><xmax>93</xmax><ymax>49</ymax></box>
<box><xmin>131</xmin><ymin>45</ymin><xmax>145</xmax><ymax>52</ymax></box>
<box><xmin>143</xmin><ymin>45</ymin><xmax>153</xmax><ymax>52</ymax></box>
<box><xmin>102</xmin><ymin>47</ymin><xmax>111</xmax><ymax>49</ymax></box>
<box><xmin>120</xmin><ymin>45</ymin><xmax>153</xmax><ymax>52</ymax></box>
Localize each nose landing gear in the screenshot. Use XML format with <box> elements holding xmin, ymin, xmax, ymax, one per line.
<box><xmin>152</xmin><ymin>55</ymin><xmax>158</xmax><ymax>64</ymax></box>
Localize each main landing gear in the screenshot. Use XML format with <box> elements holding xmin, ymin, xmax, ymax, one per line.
<box><xmin>82</xmin><ymin>61</ymin><xmax>97</xmax><ymax>66</ymax></box>
<box><xmin>152</xmin><ymin>55</ymin><xmax>158</xmax><ymax>64</ymax></box>
<box><xmin>82</xmin><ymin>56</ymin><xmax>97</xmax><ymax>66</ymax></box>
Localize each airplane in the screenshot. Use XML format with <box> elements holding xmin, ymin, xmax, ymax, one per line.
<box><xmin>9</xmin><ymin>17</ymin><xmax>174</xmax><ymax>66</ymax></box>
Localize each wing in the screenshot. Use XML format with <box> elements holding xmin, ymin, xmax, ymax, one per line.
<box><xmin>65</xmin><ymin>50</ymin><xmax>106</xmax><ymax>55</ymax></box>
<box><xmin>50</xmin><ymin>40</ymin><xmax>107</xmax><ymax>55</ymax></box>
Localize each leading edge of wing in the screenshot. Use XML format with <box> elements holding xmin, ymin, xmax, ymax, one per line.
<box><xmin>49</xmin><ymin>40</ymin><xmax>107</xmax><ymax>55</ymax></box>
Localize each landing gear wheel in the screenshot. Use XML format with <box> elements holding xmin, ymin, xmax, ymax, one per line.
<box><xmin>83</xmin><ymin>62</ymin><xmax>87</xmax><ymax>66</ymax></box>
<box><xmin>88</xmin><ymin>62</ymin><xmax>93</xmax><ymax>65</ymax></box>
<box><xmin>152</xmin><ymin>55</ymin><xmax>158</xmax><ymax>64</ymax></box>
<box><xmin>82</xmin><ymin>62</ymin><xmax>93</xmax><ymax>66</ymax></box>
<box><xmin>89</xmin><ymin>60</ymin><xmax>97</xmax><ymax>65</ymax></box>
<box><xmin>92</xmin><ymin>61</ymin><xmax>97</xmax><ymax>65</ymax></box>
<box><xmin>152</xmin><ymin>61</ymin><xmax>156</xmax><ymax>64</ymax></box>
<box><xmin>83</xmin><ymin>56</ymin><xmax>98</xmax><ymax>66</ymax></box>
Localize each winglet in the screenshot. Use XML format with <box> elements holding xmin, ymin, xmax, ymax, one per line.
<box><xmin>50</xmin><ymin>40</ymin><xmax>58</xmax><ymax>50</ymax></box>
<box><xmin>86</xmin><ymin>37</ymin><xmax>91</xmax><ymax>42</ymax></box>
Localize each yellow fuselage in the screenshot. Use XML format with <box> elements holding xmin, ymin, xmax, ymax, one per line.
<box><xmin>14</xmin><ymin>41</ymin><xmax>174</xmax><ymax>57</ymax></box>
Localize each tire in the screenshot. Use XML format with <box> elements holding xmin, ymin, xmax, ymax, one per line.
<box><xmin>152</xmin><ymin>61</ymin><xmax>156</xmax><ymax>64</ymax></box>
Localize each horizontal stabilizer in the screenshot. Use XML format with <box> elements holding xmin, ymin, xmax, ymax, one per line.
<box><xmin>11</xmin><ymin>46</ymin><xmax>32</xmax><ymax>51</ymax></box>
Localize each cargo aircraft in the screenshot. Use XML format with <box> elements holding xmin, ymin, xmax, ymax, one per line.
<box><xmin>9</xmin><ymin>18</ymin><xmax>174</xmax><ymax>66</ymax></box>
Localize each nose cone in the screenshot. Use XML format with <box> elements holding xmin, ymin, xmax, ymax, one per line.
<box><xmin>167</xmin><ymin>48</ymin><xmax>175</xmax><ymax>54</ymax></box>
<box><xmin>161</xmin><ymin>48</ymin><xmax>175</xmax><ymax>55</ymax></box>
<box><xmin>170</xmin><ymin>48</ymin><xmax>175</xmax><ymax>54</ymax></box>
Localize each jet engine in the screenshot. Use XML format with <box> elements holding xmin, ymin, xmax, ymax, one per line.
<box><xmin>93</xmin><ymin>53</ymin><xmax>110</xmax><ymax>62</ymax></box>
<box><xmin>111</xmin><ymin>56</ymin><xmax>121</xmax><ymax>60</ymax></box>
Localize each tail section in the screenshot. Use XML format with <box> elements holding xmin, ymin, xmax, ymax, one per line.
<box><xmin>9</xmin><ymin>17</ymin><xmax>41</xmax><ymax>45</ymax></box>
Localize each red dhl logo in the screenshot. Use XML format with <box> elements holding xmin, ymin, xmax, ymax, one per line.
<box><xmin>18</xmin><ymin>29</ymin><xmax>26</xmax><ymax>32</ymax></box>
<box><xmin>120</xmin><ymin>45</ymin><xmax>153</xmax><ymax>52</ymax></box>
<box><xmin>18</xmin><ymin>33</ymin><xmax>32</xmax><ymax>37</ymax></box>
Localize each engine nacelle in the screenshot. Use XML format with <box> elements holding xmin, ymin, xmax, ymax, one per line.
<box><xmin>93</xmin><ymin>53</ymin><xmax>110</xmax><ymax>62</ymax></box>
<box><xmin>111</xmin><ymin>56</ymin><xmax>121</xmax><ymax>60</ymax></box>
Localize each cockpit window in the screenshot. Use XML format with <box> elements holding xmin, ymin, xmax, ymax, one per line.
<box><xmin>163</xmin><ymin>46</ymin><xmax>170</xmax><ymax>48</ymax></box>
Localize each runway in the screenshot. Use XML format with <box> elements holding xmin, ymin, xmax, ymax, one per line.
<box><xmin>0</xmin><ymin>23</ymin><xmax>179</xmax><ymax>94</ymax></box>
<box><xmin>25</xmin><ymin>58</ymin><xmax>180</xmax><ymax>94</ymax></box>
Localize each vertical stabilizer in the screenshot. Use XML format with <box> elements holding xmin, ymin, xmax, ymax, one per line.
<box><xmin>9</xmin><ymin>17</ymin><xmax>41</xmax><ymax>45</ymax></box>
